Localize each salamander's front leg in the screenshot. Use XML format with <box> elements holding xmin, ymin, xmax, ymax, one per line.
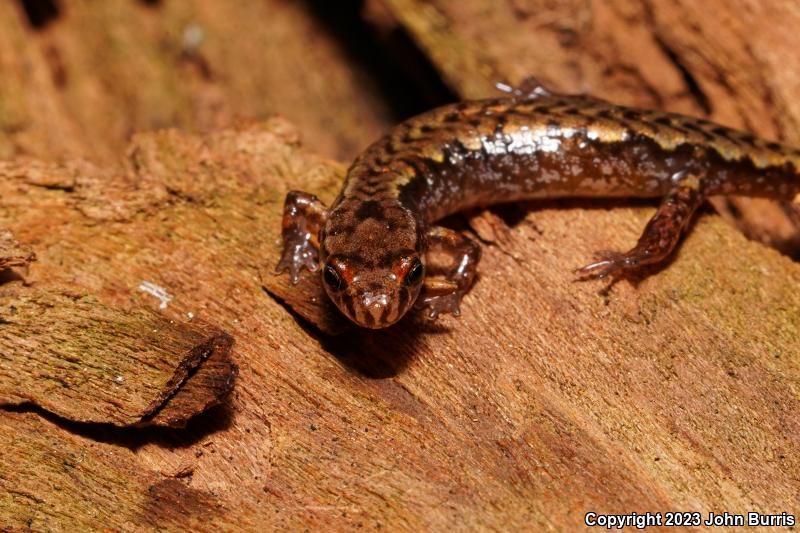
<box><xmin>274</xmin><ymin>190</ymin><xmax>328</xmax><ymax>284</ymax></box>
<box><xmin>417</xmin><ymin>226</ymin><xmax>481</xmax><ymax>320</ymax></box>
<box><xmin>577</xmin><ymin>183</ymin><xmax>704</xmax><ymax>279</ymax></box>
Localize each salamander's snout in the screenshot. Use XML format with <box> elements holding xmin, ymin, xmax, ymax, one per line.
<box><xmin>341</xmin><ymin>277</ymin><xmax>417</xmax><ymax>328</ymax></box>
<box><xmin>352</xmin><ymin>289</ymin><xmax>399</xmax><ymax>329</ymax></box>
<box><xmin>320</xmin><ymin>256</ymin><xmax>425</xmax><ymax>329</ymax></box>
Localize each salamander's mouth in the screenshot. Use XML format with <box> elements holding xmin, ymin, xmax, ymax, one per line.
<box><xmin>328</xmin><ymin>288</ymin><xmax>416</xmax><ymax>329</ymax></box>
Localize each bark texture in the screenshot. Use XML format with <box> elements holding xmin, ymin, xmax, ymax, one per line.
<box><xmin>0</xmin><ymin>0</ymin><xmax>394</xmax><ymax>162</ymax></box>
<box><xmin>0</xmin><ymin>229</ymin><xmax>34</xmax><ymax>269</ymax></box>
<box><xmin>1</xmin><ymin>1</ymin><xmax>799</xmax><ymax>531</ymax></box>
<box><xmin>0</xmin><ymin>285</ymin><xmax>235</xmax><ymax>427</ymax></box>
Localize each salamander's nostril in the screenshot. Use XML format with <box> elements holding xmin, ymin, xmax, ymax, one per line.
<box><xmin>355</xmin><ymin>291</ymin><xmax>394</xmax><ymax>328</ymax></box>
<box><xmin>361</xmin><ymin>292</ymin><xmax>389</xmax><ymax>309</ymax></box>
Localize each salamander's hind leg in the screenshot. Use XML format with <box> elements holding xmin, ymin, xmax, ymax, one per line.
<box><xmin>274</xmin><ymin>190</ymin><xmax>328</xmax><ymax>284</ymax></box>
<box><xmin>576</xmin><ymin>183</ymin><xmax>704</xmax><ymax>279</ymax></box>
<box><xmin>417</xmin><ymin>226</ymin><xmax>481</xmax><ymax>320</ymax></box>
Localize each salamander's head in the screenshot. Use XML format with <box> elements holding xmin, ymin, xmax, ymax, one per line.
<box><xmin>320</xmin><ymin>199</ymin><xmax>425</xmax><ymax>329</ymax></box>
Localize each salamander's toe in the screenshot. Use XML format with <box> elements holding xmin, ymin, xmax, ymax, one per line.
<box><xmin>574</xmin><ymin>250</ymin><xmax>639</xmax><ymax>280</ymax></box>
<box><xmin>274</xmin><ymin>242</ymin><xmax>319</xmax><ymax>284</ymax></box>
<box><xmin>417</xmin><ymin>292</ymin><xmax>463</xmax><ymax>320</ymax></box>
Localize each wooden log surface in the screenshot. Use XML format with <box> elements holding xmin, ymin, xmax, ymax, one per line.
<box><xmin>0</xmin><ymin>285</ymin><xmax>236</xmax><ymax>427</ymax></box>
<box><xmin>0</xmin><ymin>229</ymin><xmax>35</xmax><ymax>270</ymax></box>
<box><xmin>2</xmin><ymin>1</ymin><xmax>800</xmax><ymax>531</ymax></box>
<box><xmin>0</xmin><ymin>0</ymin><xmax>395</xmax><ymax>163</ymax></box>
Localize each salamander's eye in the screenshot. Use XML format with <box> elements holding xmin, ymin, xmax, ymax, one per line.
<box><xmin>323</xmin><ymin>264</ymin><xmax>345</xmax><ymax>292</ymax></box>
<box><xmin>404</xmin><ymin>259</ymin><xmax>424</xmax><ymax>286</ymax></box>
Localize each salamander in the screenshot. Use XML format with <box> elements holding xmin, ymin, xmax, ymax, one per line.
<box><xmin>275</xmin><ymin>78</ymin><xmax>800</xmax><ymax>329</ymax></box>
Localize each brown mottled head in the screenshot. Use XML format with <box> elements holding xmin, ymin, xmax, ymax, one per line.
<box><xmin>320</xmin><ymin>197</ymin><xmax>425</xmax><ymax>328</ymax></box>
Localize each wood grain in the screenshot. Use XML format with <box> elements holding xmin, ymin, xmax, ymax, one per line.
<box><xmin>0</xmin><ymin>229</ymin><xmax>34</xmax><ymax>270</ymax></box>
<box><xmin>0</xmin><ymin>411</ymin><xmax>248</xmax><ymax>530</ymax></box>
<box><xmin>2</xmin><ymin>1</ymin><xmax>800</xmax><ymax>531</ymax></box>
<box><xmin>2</xmin><ymin>119</ymin><xmax>798</xmax><ymax>530</ymax></box>
<box><xmin>0</xmin><ymin>0</ymin><xmax>394</xmax><ymax>163</ymax></box>
<box><xmin>0</xmin><ymin>286</ymin><xmax>235</xmax><ymax>427</ymax></box>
